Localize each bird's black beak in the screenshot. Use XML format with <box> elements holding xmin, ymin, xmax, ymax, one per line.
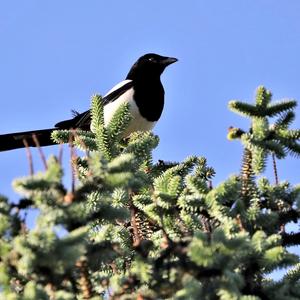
<box><xmin>162</xmin><ymin>57</ymin><xmax>178</xmax><ymax>66</ymax></box>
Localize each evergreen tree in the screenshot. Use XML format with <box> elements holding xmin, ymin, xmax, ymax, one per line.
<box><xmin>0</xmin><ymin>88</ymin><xmax>300</xmax><ymax>299</ymax></box>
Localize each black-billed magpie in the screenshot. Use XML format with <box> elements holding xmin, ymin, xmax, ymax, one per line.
<box><xmin>0</xmin><ymin>53</ymin><xmax>177</xmax><ymax>151</ymax></box>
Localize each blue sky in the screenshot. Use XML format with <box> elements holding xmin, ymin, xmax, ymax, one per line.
<box><xmin>0</xmin><ymin>0</ymin><xmax>300</xmax><ymax>282</ymax></box>
<box><xmin>1</xmin><ymin>0</ymin><xmax>300</xmax><ymax>281</ymax></box>
<box><xmin>1</xmin><ymin>2</ymin><xmax>300</xmax><ymax>205</ymax></box>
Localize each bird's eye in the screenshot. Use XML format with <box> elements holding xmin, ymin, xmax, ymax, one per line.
<box><xmin>148</xmin><ymin>57</ymin><xmax>155</xmax><ymax>62</ymax></box>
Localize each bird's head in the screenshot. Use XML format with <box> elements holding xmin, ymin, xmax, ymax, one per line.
<box><xmin>126</xmin><ymin>53</ymin><xmax>178</xmax><ymax>80</ymax></box>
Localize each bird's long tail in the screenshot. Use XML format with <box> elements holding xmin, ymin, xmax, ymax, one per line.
<box><xmin>0</xmin><ymin>128</ymin><xmax>57</xmax><ymax>152</ymax></box>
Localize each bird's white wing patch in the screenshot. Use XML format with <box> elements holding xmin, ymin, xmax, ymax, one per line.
<box><xmin>104</xmin><ymin>79</ymin><xmax>133</xmax><ymax>97</ymax></box>
<box><xmin>92</xmin><ymin>79</ymin><xmax>156</xmax><ymax>136</ymax></box>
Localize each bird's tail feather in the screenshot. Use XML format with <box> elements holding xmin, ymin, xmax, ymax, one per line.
<box><xmin>0</xmin><ymin>128</ymin><xmax>57</xmax><ymax>152</ymax></box>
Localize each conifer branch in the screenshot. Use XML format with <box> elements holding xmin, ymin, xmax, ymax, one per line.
<box><xmin>240</xmin><ymin>148</ymin><xmax>257</xmax><ymax>201</ymax></box>
<box><xmin>228</xmin><ymin>100</ymin><xmax>261</xmax><ymax>117</ymax></box>
<box><xmin>265</xmin><ymin>100</ymin><xmax>297</xmax><ymax>117</ymax></box>
<box><xmin>255</xmin><ymin>85</ymin><xmax>272</xmax><ymax>108</ymax></box>
<box><xmin>11</xmin><ymin>198</ymin><xmax>33</xmax><ymax>210</ymax></box>
<box><xmin>2</xmin><ymin>86</ymin><xmax>300</xmax><ymax>299</ymax></box>
<box><xmin>281</xmin><ymin>232</ymin><xmax>300</xmax><ymax>246</ymax></box>
<box><xmin>278</xmin><ymin>209</ymin><xmax>299</xmax><ymax>225</ymax></box>
<box><xmin>275</xmin><ymin>111</ymin><xmax>295</xmax><ymax>129</ymax></box>
<box><xmin>91</xmin><ymin>94</ymin><xmax>111</xmax><ymax>160</ymax></box>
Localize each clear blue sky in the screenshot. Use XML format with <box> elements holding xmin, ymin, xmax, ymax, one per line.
<box><xmin>1</xmin><ymin>1</ymin><xmax>300</xmax><ymax>202</ymax></box>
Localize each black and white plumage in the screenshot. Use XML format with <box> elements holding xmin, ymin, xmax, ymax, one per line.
<box><xmin>0</xmin><ymin>53</ymin><xmax>177</xmax><ymax>151</ymax></box>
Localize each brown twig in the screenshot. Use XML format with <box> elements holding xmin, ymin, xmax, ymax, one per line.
<box><xmin>69</xmin><ymin>131</ymin><xmax>77</xmax><ymax>193</ymax></box>
<box><xmin>272</xmin><ymin>153</ymin><xmax>284</xmax><ymax>231</ymax></box>
<box><xmin>130</xmin><ymin>202</ymin><xmax>141</xmax><ymax>245</ymax></box>
<box><xmin>236</xmin><ymin>214</ymin><xmax>245</xmax><ymax>232</ymax></box>
<box><xmin>76</xmin><ymin>259</ymin><xmax>93</xmax><ymax>299</ymax></box>
<box><xmin>22</xmin><ymin>138</ymin><xmax>34</xmax><ymax>176</ymax></box>
<box><xmin>272</xmin><ymin>153</ymin><xmax>279</xmax><ymax>185</ymax></box>
<box><xmin>200</xmin><ymin>215</ymin><xmax>212</xmax><ymax>236</ymax></box>
<box><xmin>72</xmin><ymin>129</ymin><xmax>90</xmax><ymax>158</ymax></box>
<box><xmin>20</xmin><ymin>219</ymin><xmax>28</xmax><ymax>235</ymax></box>
<box><xmin>32</xmin><ymin>133</ymin><xmax>48</xmax><ymax>170</ymax></box>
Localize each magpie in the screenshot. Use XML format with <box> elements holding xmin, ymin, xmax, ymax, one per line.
<box><xmin>0</xmin><ymin>53</ymin><xmax>177</xmax><ymax>151</ymax></box>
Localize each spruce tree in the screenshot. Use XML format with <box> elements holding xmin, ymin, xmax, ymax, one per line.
<box><xmin>0</xmin><ymin>88</ymin><xmax>300</xmax><ymax>299</ymax></box>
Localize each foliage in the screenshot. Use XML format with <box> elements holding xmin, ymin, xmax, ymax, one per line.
<box><xmin>0</xmin><ymin>88</ymin><xmax>300</xmax><ymax>299</ymax></box>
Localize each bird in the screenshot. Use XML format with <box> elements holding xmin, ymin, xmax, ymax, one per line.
<box><xmin>0</xmin><ymin>53</ymin><xmax>177</xmax><ymax>152</ymax></box>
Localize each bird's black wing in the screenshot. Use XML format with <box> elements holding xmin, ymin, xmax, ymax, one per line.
<box><xmin>55</xmin><ymin>80</ymin><xmax>134</xmax><ymax>129</ymax></box>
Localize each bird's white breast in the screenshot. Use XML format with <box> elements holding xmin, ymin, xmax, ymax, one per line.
<box><xmin>98</xmin><ymin>80</ymin><xmax>156</xmax><ymax>137</ymax></box>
